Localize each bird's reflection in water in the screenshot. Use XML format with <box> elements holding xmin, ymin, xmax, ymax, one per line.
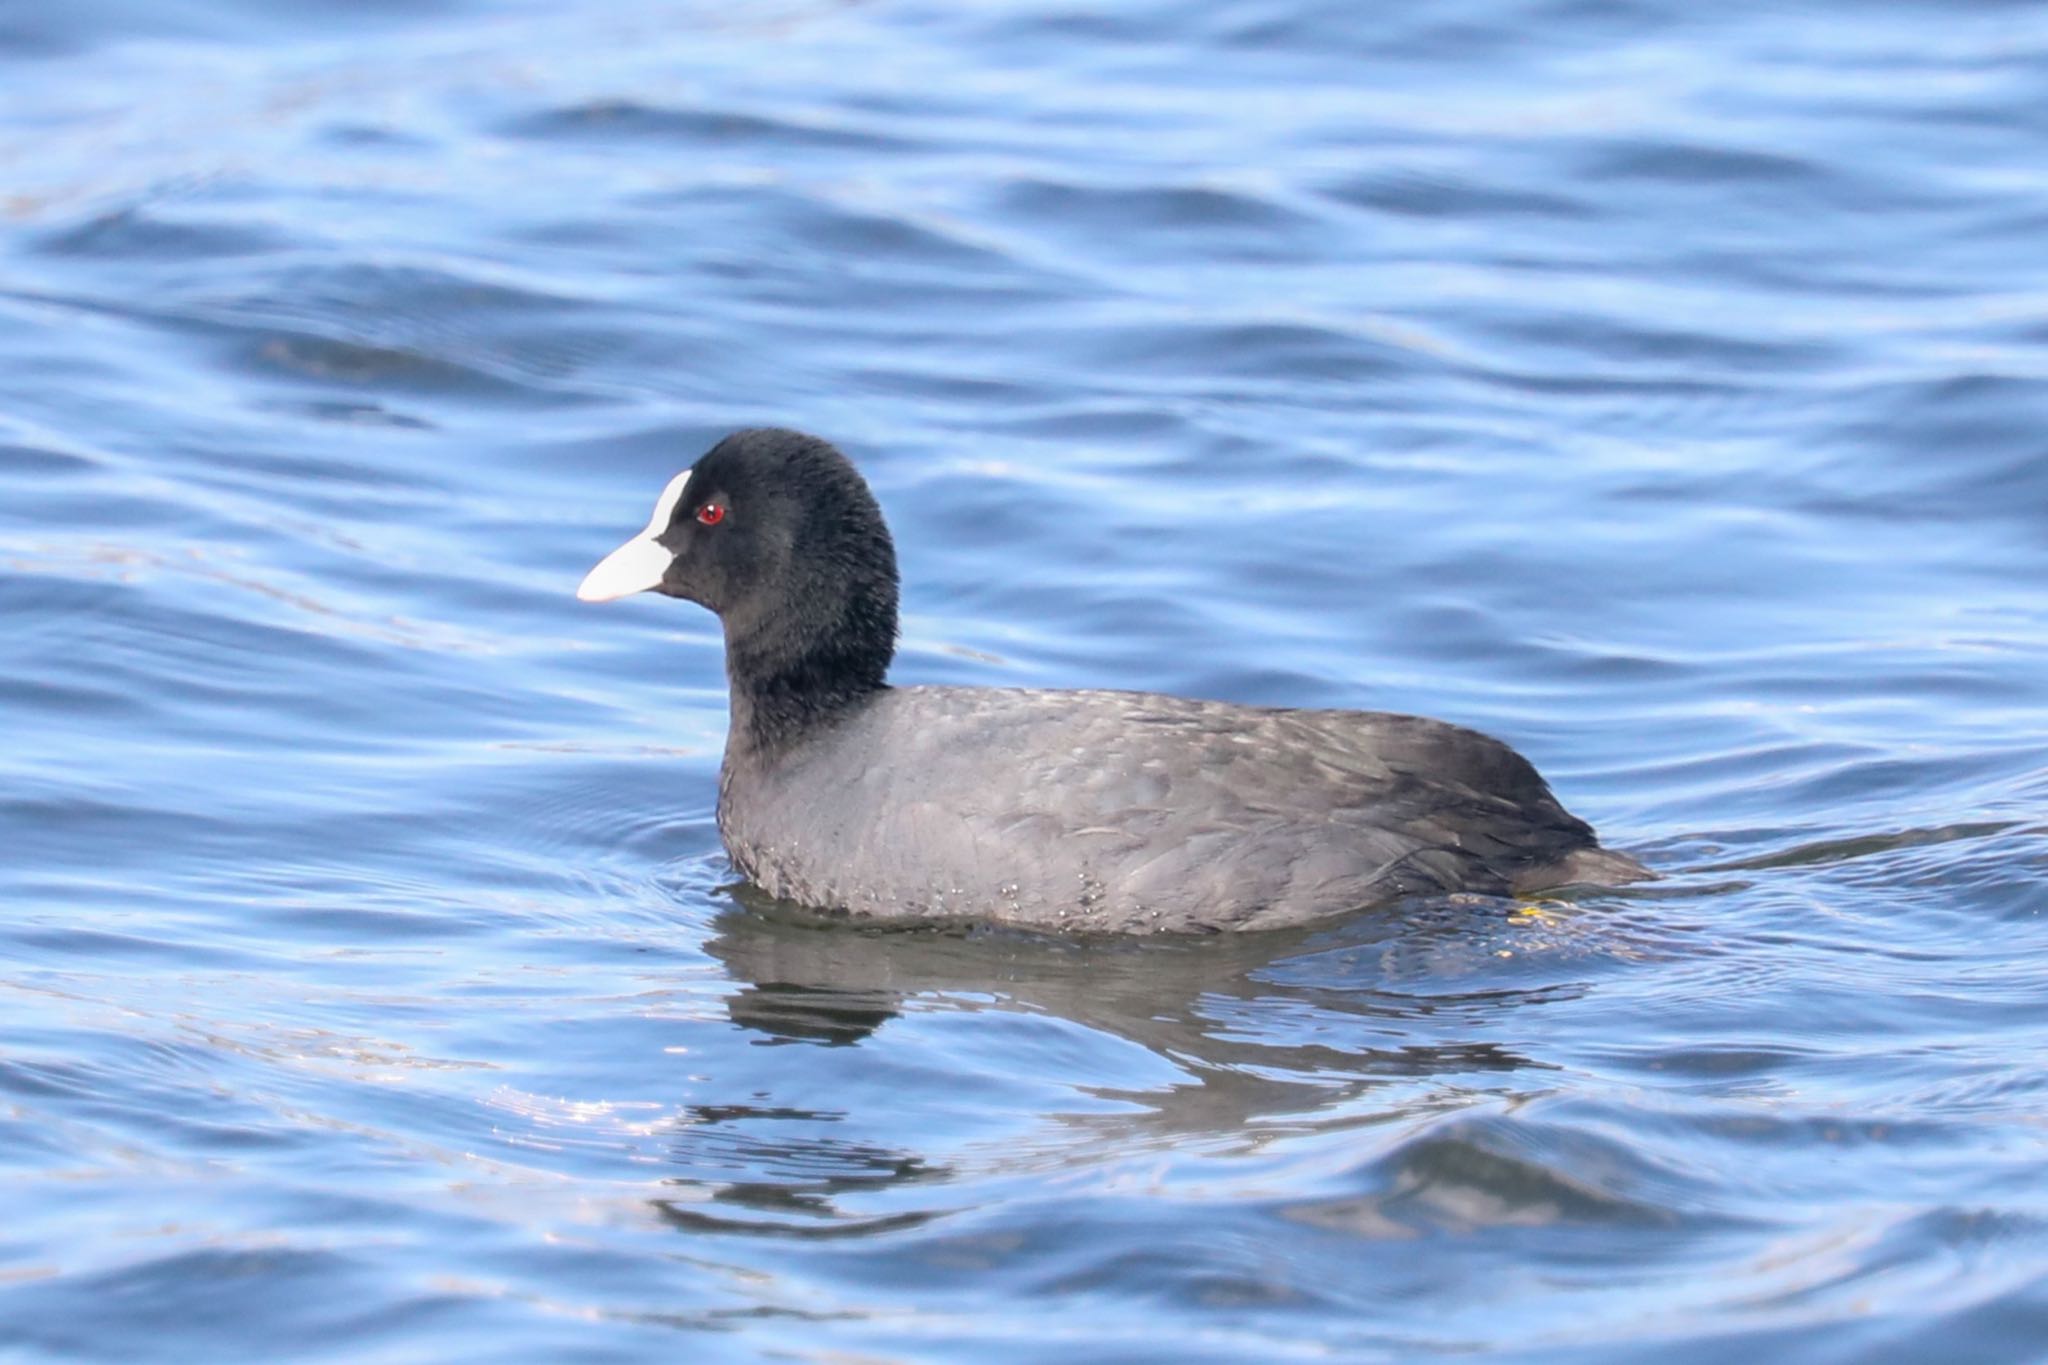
<box><xmin>650</xmin><ymin>1107</ymin><xmax>946</xmax><ymax>1240</ymax></box>
<box><xmin>653</xmin><ymin>887</ymin><xmax>1637</xmax><ymax>1239</ymax></box>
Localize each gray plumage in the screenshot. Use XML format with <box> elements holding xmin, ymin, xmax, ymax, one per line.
<box><xmin>580</xmin><ymin>428</ymin><xmax>1652</xmax><ymax>934</ymax></box>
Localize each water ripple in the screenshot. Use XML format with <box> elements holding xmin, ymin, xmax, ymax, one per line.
<box><xmin>1</xmin><ymin>0</ymin><xmax>2044</xmax><ymax>1360</ymax></box>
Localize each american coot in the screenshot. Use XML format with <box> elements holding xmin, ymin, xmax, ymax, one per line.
<box><xmin>579</xmin><ymin>429</ymin><xmax>1652</xmax><ymax>932</ymax></box>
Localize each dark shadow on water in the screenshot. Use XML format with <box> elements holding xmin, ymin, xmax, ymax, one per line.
<box><xmin>707</xmin><ymin>886</ymin><xmax>1571</xmax><ymax>1067</ymax></box>
<box><xmin>644</xmin><ymin>887</ymin><xmax>1663</xmax><ymax>1239</ymax></box>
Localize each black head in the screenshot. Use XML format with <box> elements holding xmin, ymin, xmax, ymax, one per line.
<box><xmin>579</xmin><ymin>429</ymin><xmax>899</xmax><ymax>743</ymax></box>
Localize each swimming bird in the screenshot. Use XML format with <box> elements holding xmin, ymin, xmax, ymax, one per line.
<box><xmin>578</xmin><ymin>428</ymin><xmax>1651</xmax><ymax>932</ymax></box>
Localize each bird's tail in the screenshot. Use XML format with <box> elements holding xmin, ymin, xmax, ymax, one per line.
<box><xmin>1513</xmin><ymin>844</ymin><xmax>1657</xmax><ymax>895</ymax></box>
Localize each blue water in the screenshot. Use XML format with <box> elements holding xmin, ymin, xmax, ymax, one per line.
<box><xmin>3</xmin><ymin>2</ymin><xmax>2046</xmax><ymax>1360</ymax></box>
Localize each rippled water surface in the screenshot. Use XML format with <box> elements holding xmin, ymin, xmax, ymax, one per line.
<box><xmin>4</xmin><ymin>2</ymin><xmax>2047</xmax><ymax>1360</ymax></box>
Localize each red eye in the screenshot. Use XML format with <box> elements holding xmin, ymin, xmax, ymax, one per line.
<box><xmin>696</xmin><ymin>502</ymin><xmax>726</xmax><ymax>527</ymax></box>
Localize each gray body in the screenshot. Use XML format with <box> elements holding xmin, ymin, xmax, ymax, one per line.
<box><xmin>719</xmin><ymin>684</ymin><xmax>1647</xmax><ymax>933</ymax></box>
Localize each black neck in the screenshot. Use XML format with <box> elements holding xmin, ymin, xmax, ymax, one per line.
<box><xmin>722</xmin><ymin>588</ymin><xmax>894</xmax><ymax>752</ymax></box>
<box><xmin>726</xmin><ymin>647</ymin><xmax>887</xmax><ymax>750</ymax></box>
